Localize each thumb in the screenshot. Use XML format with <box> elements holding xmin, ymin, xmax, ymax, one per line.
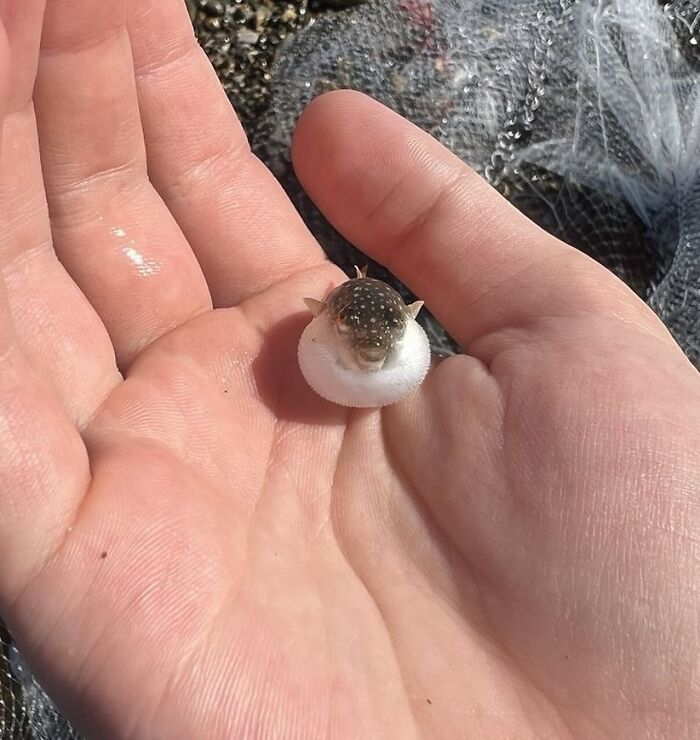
<box><xmin>292</xmin><ymin>90</ymin><xmax>660</xmax><ymax>351</ymax></box>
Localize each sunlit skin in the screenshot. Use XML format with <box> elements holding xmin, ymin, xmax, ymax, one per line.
<box><xmin>0</xmin><ymin>2</ymin><xmax>698</xmax><ymax>739</ymax></box>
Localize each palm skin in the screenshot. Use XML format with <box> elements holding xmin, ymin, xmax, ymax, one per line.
<box><xmin>0</xmin><ymin>1</ymin><xmax>698</xmax><ymax>739</ymax></box>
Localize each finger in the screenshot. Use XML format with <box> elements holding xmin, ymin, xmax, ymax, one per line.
<box><xmin>0</xmin><ymin>0</ymin><xmax>119</xmax><ymax>424</ymax></box>
<box><xmin>293</xmin><ymin>91</ymin><xmax>651</xmax><ymax>349</ymax></box>
<box><xmin>35</xmin><ymin>0</ymin><xmax>211</xmax><ymax>367</ymax></box>
<box><xmin>0</xmin><ymin>284</ymin><xmax>90</xmax><ymax>604</ymax></box>
<box><xmin>126</xmin><ymin>0</ymin><xmax>325</xmax><ymax>307</ymax></box>
<box><xmin>0</xmin><ymin>8</ymin><xmax>10</xmax><ymax>119</ymax></box>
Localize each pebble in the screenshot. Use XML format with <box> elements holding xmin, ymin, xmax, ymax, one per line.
<box><xmin>201</xmin><ymin>0</ymin><xmax>226</xmax><ymax>16</ymax></box>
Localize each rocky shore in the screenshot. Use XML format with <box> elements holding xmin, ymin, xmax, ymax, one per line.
<box><xmin>185</xmin><ymin>0</ymin><xmax>346</xmax><ymax>131</ymax></box>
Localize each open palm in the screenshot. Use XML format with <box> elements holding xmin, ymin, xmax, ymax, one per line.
<box><xmin>0</xmin><ymin>2</ymin><xmax>698</xmax><ymax>739</ymax></box>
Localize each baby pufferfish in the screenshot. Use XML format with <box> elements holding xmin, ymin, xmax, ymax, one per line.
<box><xmin>297</xmin><ymin>266</ymin><xmax>431</xmax><ymax>408</ymax></box>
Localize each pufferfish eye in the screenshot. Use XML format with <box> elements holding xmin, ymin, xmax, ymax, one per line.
<box><xmin>335</xmin><ymin>321</ymin><xmax>352</xmax><ymax>335</ymax></box>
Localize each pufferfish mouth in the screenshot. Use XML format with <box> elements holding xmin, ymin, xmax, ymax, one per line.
<box><xmin>355</xmin><ymin>347</ymin><xmax>388</xmax><ymax>372</ymax></box>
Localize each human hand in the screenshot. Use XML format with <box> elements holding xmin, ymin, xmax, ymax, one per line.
<box><xmin>0</xmin><ymin>1</ymin><xmax>698</xmax><ymax>738</ymax></box>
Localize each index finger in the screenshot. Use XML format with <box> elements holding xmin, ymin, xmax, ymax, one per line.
<box><xmin>293</xmin><ymin>91</ymin><xmax>648</xmax><ymax>350</ymax></box>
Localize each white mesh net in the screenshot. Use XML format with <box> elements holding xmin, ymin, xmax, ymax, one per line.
<box><xmin>1</xmin><ymin>0</ymin><xmax>698</xmax><ymax>737</ymax></box>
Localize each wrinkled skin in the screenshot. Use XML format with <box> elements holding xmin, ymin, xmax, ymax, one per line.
<box><xmin>0</xmin><ymin>2</ymin><xmax>698</xmax><ymax>739</ymax></box>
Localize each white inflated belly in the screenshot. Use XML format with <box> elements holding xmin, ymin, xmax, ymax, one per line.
<box><xmin>298</xmin><ymin>315</ymin><xmax>431</xmax><ymax>408</ymax></box>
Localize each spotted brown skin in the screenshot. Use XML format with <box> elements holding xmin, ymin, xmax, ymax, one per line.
<box><xmin>324</xmin><ymin>277</ymin><xmax>409</xmax><ymax>371</ymax></box>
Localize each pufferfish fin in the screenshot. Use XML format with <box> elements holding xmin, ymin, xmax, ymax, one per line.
<box><xmin>303</xmin><ymin>297</ymin><xmax>325</xmax><ymax>316</ymax></box>
<box><xmin>407</xmin><ymin>300</ymin><xmax>424</xmax><ymax>319</ymax></box>
<box><xmin>354</xmin><ymin>265</ymin><xmax>368</xmax><ymax>279</ymax></box>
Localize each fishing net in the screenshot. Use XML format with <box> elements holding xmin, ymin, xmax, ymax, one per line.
<box><xmin>1</xmin><ymin>622</ymin><xmax>78</xmax><ymax>739</ymax></box>
<box><xmin>253</xmin><ymin>0</ymin><xmax>700</xmax><ymax>360</ymax></box>
<box><xmin>2</xmin><ymin>0</ymin><xmax>698</xmax><ymax>737</ymax></box>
